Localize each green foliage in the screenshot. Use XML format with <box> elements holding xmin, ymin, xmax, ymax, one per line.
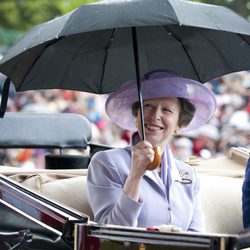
<box><xmin>0</xmin><ymin>27</ymin><xmax>23</xmax><ymax>46</ymax></box>
<box><xmin>0</xmin><ymin>0</ymin><xmax>98</xmax><ymax>46</ymax></box>
<box><xmin>0</xmin><ymin>0</ymin><xmax>97</xmax><ymax>31</ymax></box>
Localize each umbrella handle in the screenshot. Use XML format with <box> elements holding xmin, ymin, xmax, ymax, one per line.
<box><xmin>146</xmin><ymin>147</ymin><xmax>162</xmax><ymax>170</ymax></box>
<box><xmin>132</xmin><ymin>27</ymin><xmax>146</xmax><ymax>141</ymax></box>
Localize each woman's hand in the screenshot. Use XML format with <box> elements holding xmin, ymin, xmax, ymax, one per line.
<box><xmin>131</xmin><ymin>140</ymin><xmax>155</xmax><ymax>178</ymax></box>
<box><xmin>123</xmin><ymin>140</ymin><xmax>154</xmax><ymax>201</ymax></box>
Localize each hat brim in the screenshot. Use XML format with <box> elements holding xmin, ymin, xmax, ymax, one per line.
<box><xmin>105</xmin><ymin>76</ymin><xmax>216</xmax><ymax>132</ymax></box>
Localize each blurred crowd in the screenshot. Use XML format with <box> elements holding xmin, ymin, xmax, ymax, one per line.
<box><xmin>1</xmin><ymin>70</ymin><xmax>250</xmax><ymax>168</ymax></box>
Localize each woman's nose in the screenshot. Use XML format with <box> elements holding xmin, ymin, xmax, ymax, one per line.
<box><xmin>152</xmin><ymin>106</ymin><xmax>162</xmax><ymax>120</ymax></box>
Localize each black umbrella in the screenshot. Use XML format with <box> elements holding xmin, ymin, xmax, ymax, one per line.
<box><xmin>0</xmin><ymin>0</ymin><xmax>250</xmax><ymax>138</ymax></box>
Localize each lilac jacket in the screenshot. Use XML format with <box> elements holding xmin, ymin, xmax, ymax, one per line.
<box><xmin>87</xmin><ymin>147</ymin><xmax>205</xmax><ymax>232</ymax></box>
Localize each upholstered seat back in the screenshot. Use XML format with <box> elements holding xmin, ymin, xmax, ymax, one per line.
<box><xmin>0</xmin><ymin>162</ymin><xmax>245</xmax><ymax>234</ymax></box>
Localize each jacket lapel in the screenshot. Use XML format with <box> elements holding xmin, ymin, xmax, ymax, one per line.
<box><xmin>144</xmin><ymin>170</ymin><xmax>167</xmax><ymax>195</ymax></box>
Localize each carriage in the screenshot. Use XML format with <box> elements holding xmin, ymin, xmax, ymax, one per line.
<box><xmin>0</xmin><ymin>112</ymin><xmax>249</xmax><ymax>250</ymax></box>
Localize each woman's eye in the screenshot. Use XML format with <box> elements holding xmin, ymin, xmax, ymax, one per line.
<box><xmin>162</xmin><ymin>108</ymin><xmax>173</xmax><ymax>113</ymax></box>
<box><xmin>144</xmin><ymin>103</ymin><xmax>153</xmax><ymax>109</ymax></box>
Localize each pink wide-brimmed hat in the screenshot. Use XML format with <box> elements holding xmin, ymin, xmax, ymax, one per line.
<box><xmin>105</xmin><ymin>70</ymin><xmax>216</xmax><ymax>132</ymax></box>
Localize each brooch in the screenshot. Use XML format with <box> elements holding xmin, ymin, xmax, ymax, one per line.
<box><xmin>178</xmin><ymin>169</ymin><xmax>192</xmax><ymax>184</ymax></box>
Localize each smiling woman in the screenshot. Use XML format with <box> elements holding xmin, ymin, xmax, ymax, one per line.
<box><xmin>133</xmin><ymin>97</ymin><xmax>196</xmax><ymax>147</ymax></box>
<box><xmin>87</xmin><ymin>69</ymin><xmax>217</xmax><ymax>232</ymax></box>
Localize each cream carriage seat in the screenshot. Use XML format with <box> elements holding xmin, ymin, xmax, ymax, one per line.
<box><xmin>0</xmin><ymin>146</ymin><xmax>248</xmax><ymax>234</ymax></box>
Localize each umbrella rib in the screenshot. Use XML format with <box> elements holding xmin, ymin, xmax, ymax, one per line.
<box><xmin>162</xmin><ymin>25</ymin><xmax>202</xmax><ymax>82</ymax></box>
<box><xmin>239</xmin><ymin>34</ymin><xmax>250</xmax><ymax>46</ymax></box>
<box><xmin>100</xmin><ymin>28</ymin><xmax>118</xmax><ymax>93</ymax></box>
<box><xmin>15</xmin><ymin>39</ymin><xmax>58</xmax><ymax>91</ymax></box>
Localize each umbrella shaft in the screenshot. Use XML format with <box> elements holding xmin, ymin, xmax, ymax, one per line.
<box><xmin>132</xmin><ymin>27</ymin><xmax>146</xmax><ymax>141</ymax></box>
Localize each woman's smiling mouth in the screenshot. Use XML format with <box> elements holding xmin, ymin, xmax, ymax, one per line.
<box><xmin>145</xmin><ymin>124</ymin><xmax>164</xmax><ymax>131</ymax></box>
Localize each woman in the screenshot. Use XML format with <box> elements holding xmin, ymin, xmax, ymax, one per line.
<box><xmin>87</xmin><ymin>70</ymin><xmax>216</xmax><ymax>232</ymax></box>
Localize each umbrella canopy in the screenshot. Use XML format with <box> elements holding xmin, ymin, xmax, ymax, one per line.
<box><xmin>0</xmin><ymin>0</ymin><xmax>250</xmax><ymax>94</ymax></box>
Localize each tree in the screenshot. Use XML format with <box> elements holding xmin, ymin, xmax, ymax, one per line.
<box><xmin>0</xmin><ymin>0</ymin><xmax>98</xmax><ymax>47</ymax></box>
<box><xmin>0</xmin><ymin>0</ymin><xmax>97</xmax><ymax>31</ymax></box>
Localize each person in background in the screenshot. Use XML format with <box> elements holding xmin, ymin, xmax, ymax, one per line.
<box><xmin>87</xmin><ymin>70</ymin><xmax>216</xmax><ymax>231</ymax></box>
<box><xmin>243</xmin><ymin>157</ymin><xmax>250</xmax><ymax>229</ymax></box>
<box><xmin>172</xmin><ymin>137</ymin><xmax>193</xmax><ymax>162</ymax></box>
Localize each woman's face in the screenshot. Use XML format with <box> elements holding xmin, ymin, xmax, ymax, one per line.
<box><xmin>135</xmin><ymin>97</ymin><xmax>181</xmax><ymax>149</ymax></box>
